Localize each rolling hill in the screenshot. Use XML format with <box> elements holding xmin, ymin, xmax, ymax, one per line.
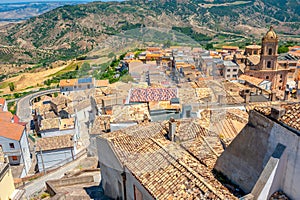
<box><xmin>0</xmin><ymin>0</ymin><xmax>299</xmax><ymax>64</ymax></box>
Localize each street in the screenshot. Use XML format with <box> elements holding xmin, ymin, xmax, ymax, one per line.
<box><xmin>24</xmin><ymin>153</ymin><xmax>88</xmax><ymax>199</ymax></box>
<box><xmin>16</xmin><ymin>89</ymin><xmax>59</xmax><ymax>122</ymax></box>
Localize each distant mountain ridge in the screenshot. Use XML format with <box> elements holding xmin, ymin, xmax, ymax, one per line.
<box><xmin>0</xmin><ymin>0</ymin><xmax>299</xmax><ymax>63</ymax></box>
<box><xmin>0</xmin><ymin>1</ymin><xmax>89</xmax><ymax>22</ymax></box>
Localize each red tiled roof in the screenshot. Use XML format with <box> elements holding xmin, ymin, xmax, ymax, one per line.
<box><xmin>0</xmin><ymin>98</ymin><xmax>5</xmax><ymax>105</ymax></box>
<box><xmin>129</xmin><ymin>88</ymin><xmax>178</xmax><ymax>103</ymax></box>
<box><xmin>36</xmin><ymin>134</ymin><xmax>74</xmax><ymax>151</ymax></box>
<box><xmin>0</xmin><ymin>98</ymin><xmax>6</xmax><ymax>111</ymax></box>
<box><xmin>100</xmin><ymin>120</ymin><xmax>238</xmax><ymax>199</ymax></box>
<box><xmin>0</xmin><ymin>121</ymin><xmax>24</xmax><ymax>141</ymax></box>
<box><xmin>146</xmin><ymin>47</ymin><xmax>160</xmax><ymax>51</ymax></box>
<box><xmin>0</xmin><ymin>111</ymin><xmax>26</xmax><ymax>126</ymax></box>
<box><xmin>222</xmin><ymin>46</ymin><xmax>239</xmax><ymax>50</ymax></box>
<box><xmin>13</xmin><ymin>115</ymin><xmax>27</xmax><ymax>126</ymax></box>
<box><xmin>0</xmin><ymin>111</ymin><xmax>13</xmax><ymax>122</ymax></box>
<box><xmin>59</xmin><ymin>79</ymin><xmax>77</xmax><ymax>87</ymax></box>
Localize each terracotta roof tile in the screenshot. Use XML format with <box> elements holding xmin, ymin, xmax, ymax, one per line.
<box><xmin>0</xmin><ymin>98</ymin><xmax>5</xmax><ymax>111</ymax></box>
<box><xmin>36</xmin><ymin>134</ymin><xmax>74</xmax><ymax>151</ymax></box>
<box><xmin>95</xmin><ymin>80</ymin><xmax>109</xmax><ymax>87</ymax></box>
<box><xmin>246</xmin><ymin>55</ymin><xmax>261</xmax><ymax>65</ymax></box>
<box><xmin>40</xmin><ymin>118</ymin><xmax>59</xmax><ymax>131</ymax></box>
<box><xmin>91</xmin><ymin>115</ymin><xmax>111</xmax><ymax>134</ymax></box>
<box><xmin>59</xmin><ymin>79</ymin><xmax>77</xmax><ymax>87</ymax></box>
<box><xmin>0</xmin><ymin>121</ymin><xmax>24</xmax><ymax>141</ymax></box>
<box><xmin>59</xmin><ymin>118</ymin><xmax>75</xmax><ymax>130</ymax></box>
<box><xmin>254</xmin><ymin>103</ymin><xmax>300</xmax><ymax>131</ymax></box>
<box><xmin>129</xmin><ymin>88</ymin><xmax>178</xmax><ymax>103</ymax></box>
<box><xmin>51</xmin><ymin>95</ymin><xmax>72</xmax><ymax>106</ymax></box>
<box><xmin>111</xmin><ymin>103</ymin><xmax>150</xmax><ymax>123</ymax></box>
<box><xmin>0</xmin><ymin>111</ymin><xmax>13</xmax><ymax>122</ymax></box>
<box><xmin>100</xmin><ymin>120</ymin><xmax>239</xmax><ymax>199</ymax></box>
<box><xmin>222</xmin><ymin>46</ymin><xmax>239</xmax><ymax>50</ymax></box>
<box><xmin>246</xmin><ymin>45</ymin><xmax>261</xmax><ymax>49</ymax></box>
<box><xmin>239</xmin><ymin>74</ymin><xmax>264</xmax><ymax>86</ymax></box>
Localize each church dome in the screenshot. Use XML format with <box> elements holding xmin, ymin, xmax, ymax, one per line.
<box><xmin>264</xmin><ymin>26</ymin><xmax>277</xmax><ymax>40</ymax></box>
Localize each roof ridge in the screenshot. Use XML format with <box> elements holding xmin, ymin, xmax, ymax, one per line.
<box><xmin>150</xmin><ymin>138</ymin><xmax>224</xmax><ymax>199</ymax></box>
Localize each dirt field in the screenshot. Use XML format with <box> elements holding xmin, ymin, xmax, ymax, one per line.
<box><xmin>0</xmin><ymin>61</ymin><xmax>73</xmax><ymax>94</ymax></box>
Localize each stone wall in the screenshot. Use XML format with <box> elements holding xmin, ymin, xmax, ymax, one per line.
<box><xmin>215</xmin><ymin>110</ymin><xmax>300</xmax><ymax>199</ymax></box>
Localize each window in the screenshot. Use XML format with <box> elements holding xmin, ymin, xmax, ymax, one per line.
<box><xmin>254</xmin><ymin>50</ymin><xmax>257</xmax><ymax>55</ymax></box>
<box><xmin>233</xmin><ymin>75</ymin><xmax>237</xmax><ymax>78</ymax></box>
<box><xmin>227</xmin><ymin>75</ymin><xmax>231</xmax><ymax>78</ymax></box>
<box><xmin>267</xmin><ymin>61</ymin><xmax>271</xmax><ymax>68</ymax></box>
<box><xmin>12</xmin><ymin>156</ymin><xmax>18</xmax><ymax>161</ymax></box>
<box><xmin>233</xmin><ymin>69</ymin><xmax>237</xmax><ymax>72</ymax></box>
<box><xmin>227</xmin><ymin>69</ymin><xmax>230</xmax><ymax>72</ymax></box>
<box><xmin>87</xmin><ymin>84</ymin><xmax>90</xmax><ymax>89</ymax></box>
<box><xmin>268</xmin><ymin>48</ymin><xmax>272</xmax><ymax>55</ymax></box>
<box><xmin>280</xmin><ymin>74</ymin><xmax>283</xmax><ymax>78</ymax></box>
<box><xmin>266</xmin><ymin>76</ymin><xmax>269</xmax><ymax>79</ymax></box>
<box><xmin>9</xmin><ymin>143</ymin><xmax>15</xmax><ymax>149</ymax></box>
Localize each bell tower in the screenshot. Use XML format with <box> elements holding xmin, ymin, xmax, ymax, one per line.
<box><xmin>259</xmin><ymin>26</ymin><xmax>278</xmax><ymax>70</ymax></box>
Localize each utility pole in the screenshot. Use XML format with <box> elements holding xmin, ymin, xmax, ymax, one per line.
<box><xmin>39</xmin><ymin>145</ymin><xmax>46</xmax><ymax>174</ymax></box>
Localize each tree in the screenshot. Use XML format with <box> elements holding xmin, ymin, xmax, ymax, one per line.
<box><xmin>9</xmin><ymin>82</ymin><xmax>15</xmax><ymax>91</ymax></box>
<box><xmin>44</xmin><ymin>79</ymin><xmax>51</xmax><ymax>86</ymax></box>
<box><xmin>205</xmin><ymin>43</ymin><xmax>214</xmax><ymax>50</ymax></box>
<box><xmin>278</xmin><ymin>46</ymin><xmax>289</xmax><ymax>54</ymax></box>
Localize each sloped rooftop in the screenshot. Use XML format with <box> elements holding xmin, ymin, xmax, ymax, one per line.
<box><xmin>36</xmin><ymin>134</ymin><xmax>74</xmax><ymax>151</ymax></box>
<box><xmin>111</xmin><ymin>103</ymin><xmax>150</xmax><ymax>123</ymax></box>
<box><xmin>99</xmin><ymin>119</ymin><xmax>240</xmax><ymax>199</ymax></box>
<box><xmin>254</xmin><ymin>103</ymin><xmax>300</xmax><ymax>132</ymax></box>
<box><xmin>129</xmin><ymin>88</ymin><xmax>178</xmax><ymax>103</ymax></box>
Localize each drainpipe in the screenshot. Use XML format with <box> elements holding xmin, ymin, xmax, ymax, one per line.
<box><xmin>121</xmin><ymin>170</ymin><xmax>127</xmax><ymax>200</ymax></box>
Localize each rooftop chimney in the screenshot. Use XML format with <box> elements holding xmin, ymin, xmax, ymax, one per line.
<box><xmin>218</xmin><ymin>94</ymin><xmax>225</xmax><ymax>104</ymax></box>
<box><xmin>168</xmin><ymin>117</ymin><xmax>176</xmax><ymax>142</ymax></box>
<box><xmin>270</xmin><ymin>107</ymin><xmax>285</xmax><ymax>120</ymax></box>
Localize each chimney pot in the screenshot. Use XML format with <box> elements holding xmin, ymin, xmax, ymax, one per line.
<box><xmin>168</xmin><ymin>118</ymin><xmax>176</xmax><ymax>142</ymax></box>
<box><xmin>270</xmin><ymin>107</ymin><xmax>285</xmax><ymax>120</ymax></box>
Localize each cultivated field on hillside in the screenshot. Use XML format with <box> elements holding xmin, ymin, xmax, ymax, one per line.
<box><xmin>0</xmin><ymin>61</ymin><xmax>74</xmax><ymax>93</ymax></box>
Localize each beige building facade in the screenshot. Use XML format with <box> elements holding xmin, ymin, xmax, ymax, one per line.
<box><xmin>242</xmin><ymin>27</ymin><xmax>290</xmax><ymax>90</ymax></box>
<box><xmin>0</xmin><ymin>147</ymin><xmax>15</xmax><ymax>200</ymax></box>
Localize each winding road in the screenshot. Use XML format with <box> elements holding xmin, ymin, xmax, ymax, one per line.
<box><xmin>16</xmin><ymin>88</ymin><xmax>60</xmax><ymax>122</ymax></box>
